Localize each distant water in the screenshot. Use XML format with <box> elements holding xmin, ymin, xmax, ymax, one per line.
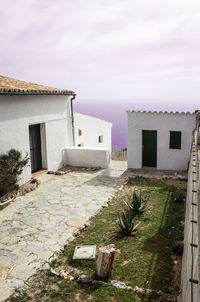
<box><xmin>74</xmin><ymin>100</ymin><xmax>197</xmax><ymax>150</ymax></box>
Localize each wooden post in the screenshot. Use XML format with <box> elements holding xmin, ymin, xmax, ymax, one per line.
<box><xmin>97</xmin><ymin>244</ymin><xmax>115</xmax><ymax>278</ymax></box>
<box><xmin>197</xmin><ymin>112</ymin><xmax>200</xmax><ymax>146</ymax></box>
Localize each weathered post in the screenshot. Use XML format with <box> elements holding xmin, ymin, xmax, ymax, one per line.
<box><xmin>97</xmin><ymin>244</ymin><xmax>115</xmax><ymax>278</ymax></box>
<box><xmin>196</xmin><ymin>111</ymin><xmax>200</xmax><ymax>146</ymax></box>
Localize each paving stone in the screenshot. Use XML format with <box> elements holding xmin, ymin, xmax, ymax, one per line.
<box><xmin>0</xmin><ymin>281</ymin><xmax>14</xmax><ymax>302</ymax></box>
<box><xmin>8</xmin><ymin>265</ymin><xmax>36</xmax><ymax>281</ymax></box>
<box><xmin>0</xmin><ymin>261</ymin><xmax>15</xmax><ymax>279</ymax></box>
<box><xmin>23</xmin><ymin>242</ymin><xmax>44</xmax><ymax>254</ymax></box>
<box><xmin>65</xmin><ymin>218</ymin><xmax>85</xmax><ymax>228</ymax></box>
<box><xmin>7</xmin><ymin>279</ymin><xmax>25</xmax><ymax>289</ymax></box>
<box><xmin>0</xmin><ymin>161</ymin><xmax>127</xmax><ymax>302</ymax></box>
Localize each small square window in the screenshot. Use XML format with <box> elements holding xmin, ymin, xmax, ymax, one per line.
<box><xmin>78</xmin><ymin>129</ymin><xmax>82</xmax><ymax>136</ymax></box>
<box><xmin>99</xmin><ymin>135</ymin><xmax>103</xmax><ymax>143</ymax></box>
<box><xmin>169</xmin><ymin>131</ymin><xmax>181</xmax><ymax>149</ymax></box>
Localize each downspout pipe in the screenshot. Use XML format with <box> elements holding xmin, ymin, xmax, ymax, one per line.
<box><xmin>70</xmin><ymin>94</ymin><xmax>76</xmax><ymax>146</ymax></box>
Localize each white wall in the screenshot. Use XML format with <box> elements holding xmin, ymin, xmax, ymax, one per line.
<box><xmin>74</xmin><ymin>113</ymin><xmax>112</xmax><ymax>152</ymax></box>
<box><xmin>64</xmin><ymin>147</ymin><xmax>111</xmax><ymax>168</ymax></box>
<box><xmin>0</xmin><ymin>95</ymin><xmax>73</xmax><ymax>183</ymax></box>
<box><xmin>127</xmin><ymin>111</ymin><xmax>196</xmax><ymax>171</ymax></box>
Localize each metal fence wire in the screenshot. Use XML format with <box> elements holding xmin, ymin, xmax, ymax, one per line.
<box><xmin>112</xmin><ymin>147</ymin><xmax>127</xmax><ymax>161</ymax></box>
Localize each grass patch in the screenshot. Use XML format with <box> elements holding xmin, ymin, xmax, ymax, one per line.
<box><xmin>12</xmin><ymin>177</ymin><xmax>185</xmax><ymax>302</ymax></box>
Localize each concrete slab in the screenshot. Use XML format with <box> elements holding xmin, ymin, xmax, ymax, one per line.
<box><xmin>73</xmin><ymin>245</ymin><xmax>96</xmax><ymax>260</ymax></box>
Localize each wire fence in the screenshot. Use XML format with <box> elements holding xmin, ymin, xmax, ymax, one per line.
<box><xmin>112</xmin><ymin>146</ymin><xmax>127</xmax><ymax>161</ymax></box>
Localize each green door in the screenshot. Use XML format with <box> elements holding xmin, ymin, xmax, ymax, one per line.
<box><xmin>29</xmin><ymin>124</ymin><xmax>42</xmax><ymax>172</ymax></box>
<box><xmin>142</xmin><ymin>130</ymin><xmax>157</xmax><ymax>167</ymax></box>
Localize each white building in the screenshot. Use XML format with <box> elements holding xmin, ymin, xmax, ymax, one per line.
<box><xmin>0</xmin><ymin>75</ymin><xmax>76</xmax><ymax>183</ymax></box>
<box><xmin>0</xmin><ymin>75</ymin><xmax>113</xmax><ymax>185</ymax></box>
<box><xmin>74</xmin><ymin>112</ymin><xmax>112</xmax><ymax>151</ymax></box>
<box><xmin>127</xmin><ymin>111</ymin><xmax>196</xmax><ymax>171</ymax></box>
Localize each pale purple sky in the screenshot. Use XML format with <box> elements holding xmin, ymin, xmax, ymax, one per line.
<box><xmin>1</xmin><ymin>0</ymin><xmax>200</xmax><ymax>110</ymax></box>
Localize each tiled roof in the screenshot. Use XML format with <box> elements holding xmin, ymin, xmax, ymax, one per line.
<box><xmin>127</xmin><ymin>110</ymin><xmax>195</xmax><ymax>115</ymax></box>
<box><xmin>0</xmin><ymin>75</ymin><xmax>75</xmax><ymax>95</ymax></box>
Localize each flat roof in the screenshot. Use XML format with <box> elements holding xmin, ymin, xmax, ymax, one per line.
<box><xmin>74</xmin><ymin>112</ymin><xmax>112</xmax><ymax>125</ymax></box>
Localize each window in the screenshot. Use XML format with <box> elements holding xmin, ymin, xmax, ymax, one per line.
<box><xmin>78</xmin><ymin>129</ymin><xmax>82</xmax><ymax>136</ymax></box>
<box><xmin>169</xmin><ymin>131</ymin><xmax>181</xmax><ymax>149</ymax></box>
<box><xmin>99</xmin><ymin>135</ymin><xmax>103</xmax><ymax>143</ymax></box>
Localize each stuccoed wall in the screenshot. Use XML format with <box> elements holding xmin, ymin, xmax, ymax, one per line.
<box><xmin>74</xmin><ymin>113</ymin><xmax>112</xmax><ymax>152</ymax></box>
<box><xmin>0</xmin><ymin>95</ymin><xmax>73</xmax><ymax>183</ymax></box>
<box><xmin>64</xmin><ymin>147</ymin><xmax>111</xmax><ymax>168</ymax></box>
<box><xmin>127</xmin><ymin>111</ymin><xmax>196</xmax><ymax>171</ymax></box>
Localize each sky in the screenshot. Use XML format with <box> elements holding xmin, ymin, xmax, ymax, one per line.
<box><xmin>1</xmin><ymin>0</ymin><xmax>200</xmax><ymax>146</ymax></box>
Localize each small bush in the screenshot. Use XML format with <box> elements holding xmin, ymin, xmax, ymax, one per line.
<box><xmin>124</xmin><ymin>190</ymin><xmax>147</xmax><ymax>216</ymax></box>
<box><xmin>173</xmin><ymin>190</ymin><xmax>185</xmax><ymax>203</ymax></box>
<box><xmin>118</xmin><ymin>212</ymin><xmax>140</xmax><ymax>235</ymax></box>
<box><xmin>0</xmin><ymin>149</ymin><xmax>28</xmax><ymax>197</ymax></box>
<box><xmin>172</xmin><ymin>243</ymin><xmax>184</xmax><ymax>256</ymax></box>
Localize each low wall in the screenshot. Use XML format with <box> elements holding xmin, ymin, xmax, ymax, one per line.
<box><xmin>179</xmin><ymin>132</ymin><xmax>200</xmax><ymax>302</ymax></box>
<box><xmin>64</xmin><ymin>147</ymin><xmax>111</xmax><ymax>168</ymax></box>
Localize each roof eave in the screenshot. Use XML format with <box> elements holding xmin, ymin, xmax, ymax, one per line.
<box><xmin>0</xmin><ymin>89</ymin><xmax>76</xmax><ymax>96</ymax></box>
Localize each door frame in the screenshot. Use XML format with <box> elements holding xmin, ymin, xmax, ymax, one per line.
<box><xmin>142</xmin><ymin>130</ymin><xmax>157</xmax><ymax>168</ymax></box>
<box><xmin>29</xmin><ymin>123</ymin><xmax>47</xmax><ymax>173</ymax></box>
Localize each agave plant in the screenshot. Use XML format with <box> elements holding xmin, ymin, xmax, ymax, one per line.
<box><xmin>124</xmin><ymin>190</ymin><xmax>146</xmax><ymax>216</ymax></box>
<box><xmin>118</xmin><ymin>212</ymin><xmax>140</xmax><ymax>235</ymax></box>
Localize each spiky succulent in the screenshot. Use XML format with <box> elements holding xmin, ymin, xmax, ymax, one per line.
<box><xmin>124</xmin><ymin>190</ymin><xmax>146</xmax><ymax>216</ymax></box>
<box><xmin>118</xmin><ymin>212</ymin><xmax>140</xmax><ymax>235</ymax></box>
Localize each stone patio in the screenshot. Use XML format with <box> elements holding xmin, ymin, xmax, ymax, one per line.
<box><xmin>0</xmin><ymin>161</ymin><xmax>127</xmax><ymax>302</ymax></box>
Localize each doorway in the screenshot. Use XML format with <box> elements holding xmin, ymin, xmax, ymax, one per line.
<box><xmin>29</xmin><ymin>124</ymin><xmax>42</xmax><ymax>172</ymax></box>
<box><xmin>142</xmin><ymin>130</ymin><xmax>157</xmax><ymax>168</ymax></box>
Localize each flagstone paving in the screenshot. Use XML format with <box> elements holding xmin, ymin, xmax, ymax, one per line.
<box><xmin>0</xmin><ymin>161</ymin><xmax>127</xmax><ymax>302</ymax></box>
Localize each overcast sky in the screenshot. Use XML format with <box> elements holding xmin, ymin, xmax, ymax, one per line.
<box><xmin>1</xmin><ymin>0</ymin><xmax>200</xmax><ymax>108</ymax></box>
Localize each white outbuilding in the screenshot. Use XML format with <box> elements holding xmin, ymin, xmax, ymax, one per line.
<box><xmin>74</xmin><ymin>112</ymin><xmax>112</xmax><ymax>152</ymax></box>
<box><xmin>127</xmin><ymin>110</ymin><xmax>196</xmax><ymax>171</ymax></box>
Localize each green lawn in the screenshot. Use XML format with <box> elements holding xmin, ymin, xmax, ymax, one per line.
<box><xmin>13</xmin><ymin>177</ymin><xmax>186</xmax><ymax>302</ymax></box>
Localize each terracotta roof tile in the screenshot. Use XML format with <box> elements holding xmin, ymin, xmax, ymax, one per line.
<box><xmin>0</xmin><ymin>75</ymin><xmax>75</xmax><ymax>95</ymax></box>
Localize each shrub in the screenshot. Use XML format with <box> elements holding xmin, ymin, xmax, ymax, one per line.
<box><xmin>172</xmin><ymin>242</ymin><xmax>184</xmax><ymax>256</ymax></box>
<box><xmin>173</xmin><ymin>190</ymin><xmax>185</xmax><ymax>203</ymax></box>
<box><xmin>118</xmin><ymin>212</ymin><xmax>140</xmax><ymax>235</ymax></box>
<box><xmin>124</xmin><ymin>190</ymin><xmax>147</xmax><ymax>216</ymax></box>
<box><xmin>0</xmin><ymin>149</ymin><xmax>29</xmax><ymax>197</ymax></box>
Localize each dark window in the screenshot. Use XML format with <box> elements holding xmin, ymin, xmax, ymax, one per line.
<box><xmin>99</xmin><ymin>135</ymin><xmax>103</xmax><ymax>143</ymax></box>
<box><xmin>169</xmin><ymin>131</ymin><xmax>181</xmax><ymax>149</ymax></box>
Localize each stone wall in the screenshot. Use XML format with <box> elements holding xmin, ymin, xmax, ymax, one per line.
<box><xmin>179</xmin><ymin>131</ymin><xmax>200</xmax><ymax>302</ymax></box>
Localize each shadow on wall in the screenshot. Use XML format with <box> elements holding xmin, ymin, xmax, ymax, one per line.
<box><xmin>0</xmin><ymin>96</ymin><xmax>68</xmax><ymax>122</ymax></box>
